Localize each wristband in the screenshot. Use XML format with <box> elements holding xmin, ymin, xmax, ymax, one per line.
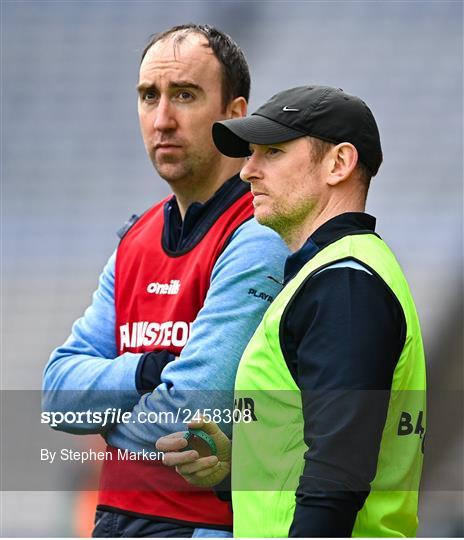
<box><xmin>182</xmin><ymin>429</ymin><xmax>217</xmax><ymax>456</ymax></box>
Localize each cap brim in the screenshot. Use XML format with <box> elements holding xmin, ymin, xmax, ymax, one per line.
<box><xmin>212</xmin><ymin>114</ymin><xmax>304</xmax><ymax>158</ymax></box>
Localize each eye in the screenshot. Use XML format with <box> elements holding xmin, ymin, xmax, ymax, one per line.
<box><xmin>267</xmin><ymin>147</ymin><xmax>282</xmax><ymax>156</ymax></box>
<box><xmin>141</xmin><ymin>90</ymin><xmax>158</xmax><ymax>102</ymax></box>
<box><xmin>177</xmin><ymin>90</ymin><xmax>194</xmax><ymax>101</ymax></box>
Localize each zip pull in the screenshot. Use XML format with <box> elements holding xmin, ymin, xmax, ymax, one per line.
<box><xmin>267</xmin><ymin>275</ymin><xmax>284</xmax><ymax>286</ymax></box>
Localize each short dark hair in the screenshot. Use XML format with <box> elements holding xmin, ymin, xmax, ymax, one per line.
<box><xmin>308</xmin><ymin>136</ymin><xmax>373</xmax><ymax>195</ymax></box>
<box><xmin>140</xmin><ymin>24</ymin><xmax>251</xmax><ymax>108</ymax></box>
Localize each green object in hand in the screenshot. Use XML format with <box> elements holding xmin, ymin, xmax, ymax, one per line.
<box><xmin>182</xmin><ymin>429</ymin><xmax>217</xmax><ymax>457</ymax></box>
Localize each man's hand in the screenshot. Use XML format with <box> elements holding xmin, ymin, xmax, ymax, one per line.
<box><xmin>156</xmin><ymin>418</ymin><xmax>231</xmax><ymax>488</ymax></box>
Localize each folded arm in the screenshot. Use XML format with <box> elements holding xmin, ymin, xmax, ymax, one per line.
<box><xmin>105</xmin><ymin>221</ymin><xmax>288</xmax><ymax>451</ymax></box>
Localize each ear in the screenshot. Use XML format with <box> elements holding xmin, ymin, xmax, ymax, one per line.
<box><xmin>226</xmin><ymin>96</ymin><xmax>247</xmax><ymax>119</ymax></box>
<box><xmin>326</xmin><ymin>143</ymin><xmax>358</xmax><ymax>186</ymax></box>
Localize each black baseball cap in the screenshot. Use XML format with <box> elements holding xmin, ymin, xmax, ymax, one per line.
<box><xmin>213</xmin><ymin>85</ymin><xmax>383</xmax><ymax>176</ymax></box>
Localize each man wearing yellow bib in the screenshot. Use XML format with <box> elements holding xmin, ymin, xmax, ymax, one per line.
<box><xmin>160</xmin><ymin>85</ymin><xmax>426</xmax><ymax>537</ymax></box>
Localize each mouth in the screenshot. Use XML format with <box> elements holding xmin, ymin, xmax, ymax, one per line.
<box><xmin>154</xmin><ymin>143</ymin><xmax>182</xmax><ymax>151</ymax></box>
<box><xmin>251</xmin><ymin>192</ymin><xmax>268</xmax><ymax>208</ymax></box>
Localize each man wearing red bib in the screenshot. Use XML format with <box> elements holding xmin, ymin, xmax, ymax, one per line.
<box><xmin>43</xmin><ymin>25</ymin><xmax>288</xmax><ymax>537</ymax></box>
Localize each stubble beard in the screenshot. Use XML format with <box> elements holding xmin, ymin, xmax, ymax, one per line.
<box><xmin>151</xmin><ymin>150</ymin><xmax>194</xmax><ymax>184</ymax></box>
<box><xmin>151</xmin><ymin>147</ymin><xmax>221</xmax><ymax>195</ymax></box>
<box><xmin>255</xmin><ymin>201</ymin><xmax>292</xmax><ymax>244</ymax></box>
<box><xmin>255</xmin><ymin>197</ymin><xmax>317</xmax><ymax>249</ymax></box>
<box><xmin>256</xmin><ymin>211</ymin><xmax>295</xmax><ymax>247</ymax></box>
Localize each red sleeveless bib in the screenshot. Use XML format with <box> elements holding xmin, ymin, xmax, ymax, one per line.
<box><xmin>98</xmin><ymin>191</ymin><xmax>253</xmax><ymax>527</ymax></box>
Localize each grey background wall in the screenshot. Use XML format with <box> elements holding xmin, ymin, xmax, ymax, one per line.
<box><xmin>2</xmin><ymin>0</ymin><xmax>462</xmax><ymax>536</ymax></box>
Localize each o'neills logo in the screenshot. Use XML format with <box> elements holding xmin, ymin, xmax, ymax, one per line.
<box><xmin>147</xmin><ymin>279</ymin><xmax>181</xmax><ymax>295</ymax></box>
<box><xmin>119</xmin><ymin>321</ymin><xmax>191</xmax><ymax>351</ymax></box>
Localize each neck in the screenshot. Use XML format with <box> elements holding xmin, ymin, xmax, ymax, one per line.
<box><xmin>285</xmin><ymin>195</ymin><xmax>366</xmax><ymax>252</ymax></box>
<box><xmin>173</xmin><ymin>158</ymin><xmax>244</xmax><ymax>219</ymax></box>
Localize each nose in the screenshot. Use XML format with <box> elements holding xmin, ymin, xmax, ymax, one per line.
<box><xmin>153</xmin><ymin>96</ymin><xmax>176</xmax><ymax>131</ymax></box>
<box><xmin>240</xmin><ymin>154</ymin><xmax>262</xmax><ymax>184</ymax></box>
